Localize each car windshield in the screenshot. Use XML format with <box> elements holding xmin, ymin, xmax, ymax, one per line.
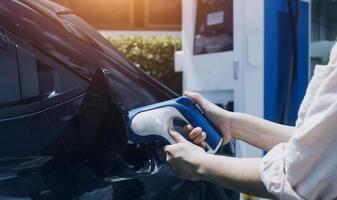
<box><xmin>57</xmin><ymin>13</ymin><xmax>138</xmax><ymax>71</ymax></box>
<box><xmin>21</xmin><ymin>0</ymin><xmax>141</xmax><ymax>78</ymax></box>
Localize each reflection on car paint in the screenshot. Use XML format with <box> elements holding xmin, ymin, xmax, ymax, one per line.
<box><xmin>0</xmin><ymin>0</ymin><xmax>238</xmax><ymax>199</ymax></box>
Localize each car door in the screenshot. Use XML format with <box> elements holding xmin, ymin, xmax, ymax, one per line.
<box><xmin>32</xmin><ymin>41</ymin><xmax>96</xmax><ymax>199</ymax></box>
<box><xmin>0</xmin><ymin>29</ymin><xmax>74</xmax><ymax>200</ymax></box>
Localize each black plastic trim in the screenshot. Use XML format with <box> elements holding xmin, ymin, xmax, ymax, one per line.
<box><xmin>17</xmin><ymin>46</ymin><xmax>40</xmax><ymax>104</ymax></box>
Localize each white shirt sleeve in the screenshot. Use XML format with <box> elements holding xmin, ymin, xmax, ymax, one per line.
<box><xmin>328</xmin><ymin>43</ymin><xmax>337</xmax><ymax>66</ymax></box>
<box><xmin>260</xmin><ymin>43</ymin><xmax>337</xmax><ymax>200</ymax></box>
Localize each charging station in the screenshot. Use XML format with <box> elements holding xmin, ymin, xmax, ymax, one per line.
<box><xmin>175</xmin><ymin>0</ymin><xmax>310</xmax><ymax>158</ymax></box>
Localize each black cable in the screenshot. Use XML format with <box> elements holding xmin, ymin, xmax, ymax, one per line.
<box><xmin>282</xmin><ymin>0</ymin><xmax>300</xmax><ymax>125</ymax></box>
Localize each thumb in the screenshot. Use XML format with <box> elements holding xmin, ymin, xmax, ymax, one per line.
<box><xmin>184</xmin><ymin>91</ymin><xmax>209</xmax><ymax>111</ymax></box>
<box><xmin>169</xmin><ymin>129</ymin><xmax>187</xmax><ymax>143</ymax></box>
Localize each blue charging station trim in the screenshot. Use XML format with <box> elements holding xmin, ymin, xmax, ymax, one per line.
<box><xmin>264</xmin><ymin>0</ymin><xmax>309</xmax><ymax>126</ymax></box>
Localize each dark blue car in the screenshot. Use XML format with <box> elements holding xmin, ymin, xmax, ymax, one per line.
<box><xmin>0</xmin><ymin>0</ymin><xmax>237</xmax><ymax>199</ymax></box>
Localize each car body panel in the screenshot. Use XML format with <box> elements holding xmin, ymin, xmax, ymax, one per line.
<box><xmin>0</xmin><ymin>0</ymin><xmax>238</xmax><ymax>199</ymax></box>
<box><xmin>1</xmin><ymin>0</ymin><xmax>177</xmax><ymax>109</ymax></box>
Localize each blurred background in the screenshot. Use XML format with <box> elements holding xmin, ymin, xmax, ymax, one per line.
<box><xmin>53</xmin><ymin>0</ymin><xmax>337</xmax><ymax>95</ymax></box>
<box><xmin>54</xmin><ymin>0</ymin><xmax>182</xmax><ymax>31</ymax></box>
<box><xmin>54</xmin><ymin>0</ymin><xmax>183</xmax><ymax>93</ymax></box>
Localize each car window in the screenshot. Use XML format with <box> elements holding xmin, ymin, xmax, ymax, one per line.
<box><xmin>37</xmin><ymin>59</ymin><xmax>87</xmax><ymax>98</ymax></box>
<box><xmin>59</xmin><ymin>13</ymin><xmax>141</xmax><ymax>74</ymax></box>
<box><xmin>0</xmin><ymin>34</ymin><xmax>21</xmax><ymax>106</ymax></box>
<box><xmin>36</xmin><ymin>54</ymin><xmax>88</xmax><ymax>104</ymax></box>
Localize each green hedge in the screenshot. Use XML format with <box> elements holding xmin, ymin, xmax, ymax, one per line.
<box><xmin>107</xmin><ymin>35</ymin><xmax>182</xmax><ymax>94</ymax></box>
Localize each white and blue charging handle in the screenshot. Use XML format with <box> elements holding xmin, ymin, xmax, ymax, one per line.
<box><xmin>128</xmin><ymin>97</ymin><xmax>223</xmax><ymax>154</ymax></box>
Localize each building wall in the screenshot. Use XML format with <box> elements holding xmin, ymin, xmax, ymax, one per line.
<box><xmin>54</xmin><ymin>0</ymin><xmax>182</xmax><ymax>31</ymax></box>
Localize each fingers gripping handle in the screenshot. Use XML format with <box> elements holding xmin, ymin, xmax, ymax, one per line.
<box><xmin>175</xmin><ymin>97</ymin><xmax>223</xmax><ymax>153</ymax></box>
<box><xmin>129</xmin><ymin>97</ymin><xmax>223</xmax><ymax>154</ymax></box>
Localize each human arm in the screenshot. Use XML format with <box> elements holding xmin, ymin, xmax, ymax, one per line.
<box><xmin>198</xmin><ymin>154</ymin><xmax>273</xmax><ymax>198</ymax></box>
<box><xmin>185</xmin><ymin>91</ymin><xmax>294</xmax><ymax>151</ymax></box>
<box><xmin>230</xmin><ymin>112</ymin><xmax>294</xmax><ymax>151</ymax></box>
<box><xmin>164</xmin><ymin>130</ymin><xmax>275</xmax><ymax>199</ymax></box>
<box><xmin>182</xmin><ymin>54</ymin><xmax>337</xmax><ymax>199</ymax></box>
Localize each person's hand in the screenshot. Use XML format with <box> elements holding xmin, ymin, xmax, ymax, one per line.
<box><xmin>164</xmin><ymin>130</ymin><xmax>207</xmax><ymax>181</ymax></box>
<box><xmin>184</xmin><ymin>91</ymin><xmax>234</xmax><ymax>144</ymax></box>
<box><xmin>184</xmin><ymin>124</ymin><xmax>208</xmax><ymax>150</ymax></box>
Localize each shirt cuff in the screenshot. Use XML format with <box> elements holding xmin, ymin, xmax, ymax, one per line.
<box><xmin>260</xmin><ymin>143</ymin><xmax>303</xmax><ymax>200</ymax></box>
